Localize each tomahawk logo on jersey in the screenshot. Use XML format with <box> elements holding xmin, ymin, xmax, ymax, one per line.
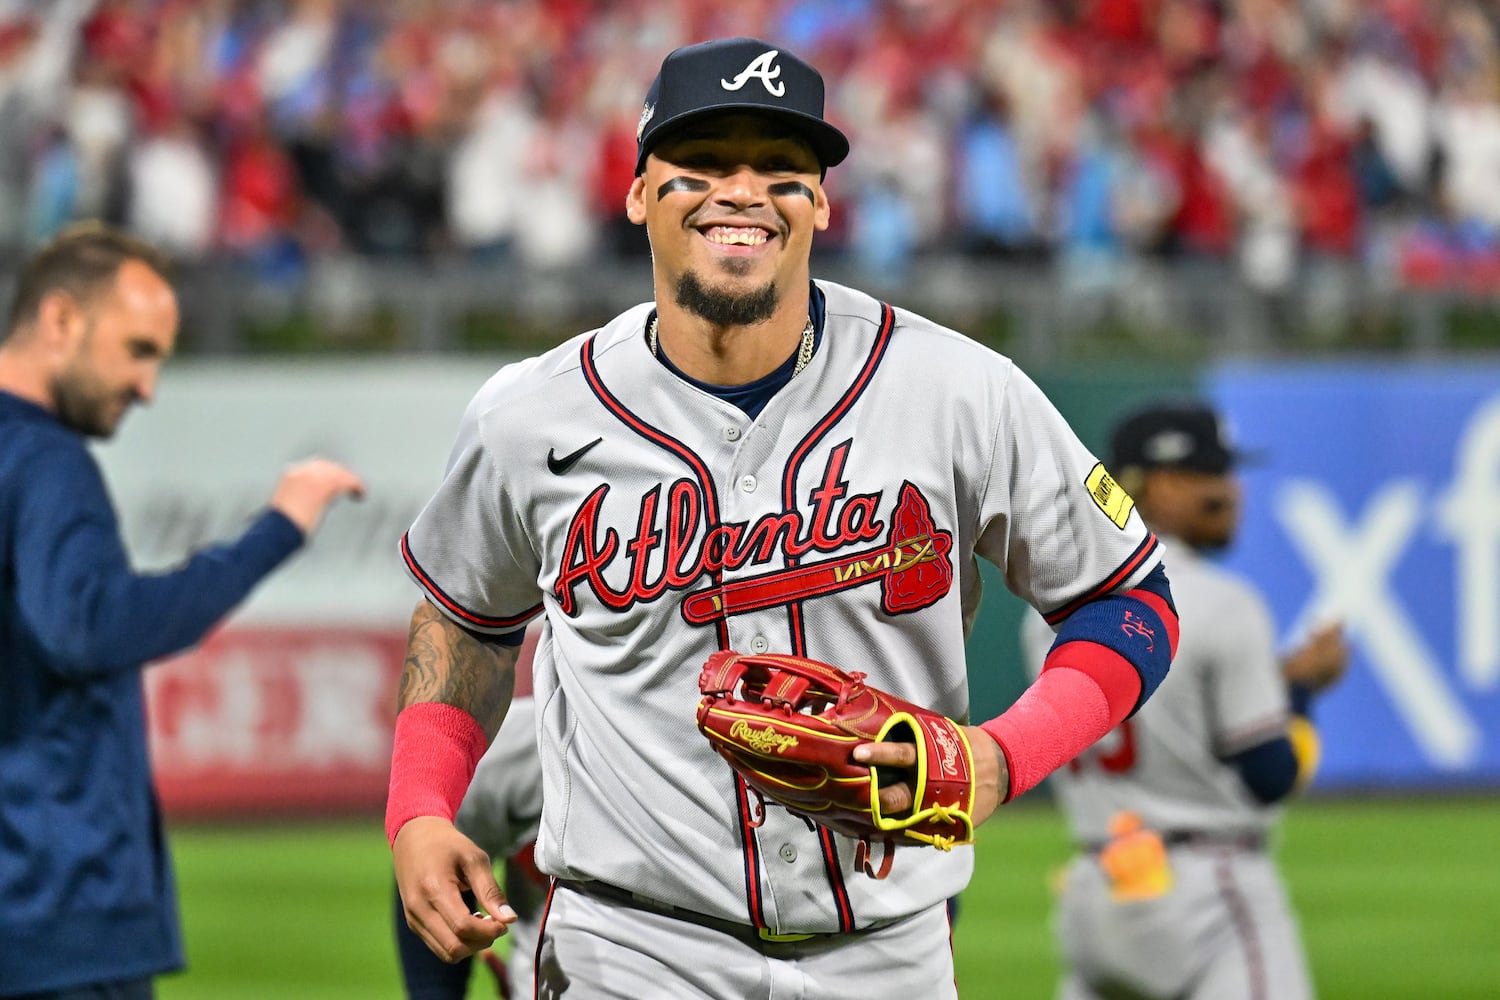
<box><xmin>551</xmin><ymin>441</ymin><xmax>954</xmax><ymax>623</ymax></box>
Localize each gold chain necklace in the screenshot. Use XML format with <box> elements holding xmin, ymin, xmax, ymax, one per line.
<box><xmin>648</xmin><ymin>315</ymin><xmax>817</xmax><ymax>378</ymax></box>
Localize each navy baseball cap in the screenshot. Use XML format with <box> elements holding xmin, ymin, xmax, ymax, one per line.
<box><xmin>635</xmin><ymin>37</ymin><xmax>850</xmax><ymax>175</ymax></box>
<box><xmin>1108</xmin><ymin>401</ymin><xmax>1258</xmax><ymax>476</ymax></box>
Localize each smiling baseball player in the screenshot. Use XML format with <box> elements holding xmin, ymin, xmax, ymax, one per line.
<box><xmin>386</xmin><ymin>37</ymin><xmax>1180</xmax><ymax>998</ymax></box>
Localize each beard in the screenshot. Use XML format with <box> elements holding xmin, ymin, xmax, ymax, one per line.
<box><xmin>50</xmin><ymin>363</ymin><xmax>126</xmax><ymax>439</ymax></box>
<box><xmin>1188</xmin><ymin>534</ymin><xmax>1233</xmax><ymax>555</ymax></box>
<box><xmin>674</xmin><ymin>269</ymin><xmax>779</xmax><ymax>327</ymax></box>
<box><xmin>1184</xmin><ymin>521</ymin><xmax>1236</xmax><ymax>554</ymax></box>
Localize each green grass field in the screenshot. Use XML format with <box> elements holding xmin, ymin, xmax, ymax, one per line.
<box><xmin>158</xmin><ymin>796</ymin><xmax>1500</xmax><ymax>999</ymax></box>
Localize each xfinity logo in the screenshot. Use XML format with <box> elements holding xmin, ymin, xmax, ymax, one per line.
<box><xmin>1274</xmin><ymin>394</ymin><xmax>1500</xmax><ymax>769</ymax></box>
<box><xmin>722</xmin><ymin>50</ymin><xmax>785</xmax><ymax>96</ymax></box>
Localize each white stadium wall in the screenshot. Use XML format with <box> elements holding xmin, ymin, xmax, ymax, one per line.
<box><xmin>95</xmin><ymin>358</ymin><xmax>514</xmax><ymax>816</ymax></box>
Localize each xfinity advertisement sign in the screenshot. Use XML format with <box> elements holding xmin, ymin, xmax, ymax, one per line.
<box><xmin>1211</xmin><ymin>364</ymin><xmax>1500</xmax><ymax>790</ymax></box>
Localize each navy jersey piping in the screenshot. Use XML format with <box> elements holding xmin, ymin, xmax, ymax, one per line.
<box><xmin>401</xmin><ymin>532</ymin><xmax>542</xmax><ymax>630</ymax></box>
<box><xmin>1042</xmin><ymin>533</ymin><xmax>1160</xmax><ymax>626</ymax></box>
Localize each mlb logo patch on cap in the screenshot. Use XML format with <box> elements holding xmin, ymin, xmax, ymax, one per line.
<box><xmin>635</xmin><ymin>37</ymin><xmax>850</xmax><ymax>174</ymax></box>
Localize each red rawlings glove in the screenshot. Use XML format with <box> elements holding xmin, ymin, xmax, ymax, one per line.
<box><xmin>696</xmin><ymin>650</ymin><xmax>976</xmax><ymax>878</ymax></box>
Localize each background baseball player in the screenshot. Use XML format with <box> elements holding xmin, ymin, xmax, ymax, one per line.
<box><xmin>394</xmin><ymin>630</ymin><xmax>544</xmax><ymax>1000</ymax></box>
<box><xmin>386</xmin><ymin>37</ymin><xmax>1181</xmax><ymax>998</ymax></box>
<box><xmin>1021</xmin><ymin>399</ymin><xmax>1348</xmax><ymax>1000</ymax></box>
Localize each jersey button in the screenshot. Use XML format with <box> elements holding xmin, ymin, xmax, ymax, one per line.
<box><xmin>779</xmin><ymin>843</ymin><xmax>798</xmax><ymax>863</ymax></box>
<box><xmin>723</xmin><ymin>426</ymin><xmax>741</xmax><ymax>442</ymax></box>
<box><xmin>750</xmin><ymin>636</ymin><xmax>769</xmax><ymax>654</ymax></box>
<box><xmin>740</xmin><ymin>474</ymin><xmax>757</xmax><ymax>493</ymax></box>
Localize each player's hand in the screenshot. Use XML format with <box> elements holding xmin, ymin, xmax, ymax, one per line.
<box><xmin>393</xmin><ymin>816</ymin><xmax>516</xmax><ymax>963</ymax></box>
<box><xmin>1282</xmin><ymin>622</ymin><xmax>1349</xmax><ymax>693</ymax></box>
<box><xmin>852</xmin><ymin>725</ymin><xmax>1007</xmax><ymax>828</ymax></box>
<box><xmin>268</xmin><ymin>458</ymin><xmax>365</xmax><ymax>535</ymax></box>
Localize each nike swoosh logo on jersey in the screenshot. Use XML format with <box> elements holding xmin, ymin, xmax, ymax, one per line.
<box><xmin>547</xmin><ymin>437</ymin><xmax>603</xmax><ymax>475</ymax></box>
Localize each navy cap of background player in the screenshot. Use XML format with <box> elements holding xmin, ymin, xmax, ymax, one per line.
<box><xmin>1108</xmin><ymin>401</ymin><xmax>1258</xmax><ymax>476</ymax></box>
<box><xmin>634</xmin><ymin>37</ymin><xmax>850</xmax><ymax>175</ymax></box>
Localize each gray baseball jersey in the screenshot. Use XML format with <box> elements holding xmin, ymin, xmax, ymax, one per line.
<box><xmin>1022</xmin><ymin>536</ymin><xmax>1313</xmax><ymax>1000</ymax></box>
<box><xmin>403</xmin><ymin>279</ymin><xmax>1161</xmax><ymax>937</ymax></box>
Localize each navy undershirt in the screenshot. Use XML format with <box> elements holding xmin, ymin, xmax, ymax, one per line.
<box><xmin>648</xmin><ymin>284</ymin><xmax>828</xmax><ymax>419</ymax></box>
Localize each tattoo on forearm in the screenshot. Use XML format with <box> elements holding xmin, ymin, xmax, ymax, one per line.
<box><xmin>399</xmin><ymin>600</ymin><xmax>518</xmax><ymax>739</ymax></box>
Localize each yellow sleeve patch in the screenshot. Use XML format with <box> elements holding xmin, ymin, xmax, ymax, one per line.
<box><xmin>1086</xmin><ymin>463</ymin><xmax>1135</xmax><ymax>529</ymax></box>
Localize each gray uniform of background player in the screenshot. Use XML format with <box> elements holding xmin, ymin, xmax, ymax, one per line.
<box><xmin>403</xmin><ymin>280</ymin><xmax>1163</xmax><ymax>996</ymax></box>
<box><xmin>1022</xmin><ymin>537</ymin><xmax>1314</xmax><ymax>1000</ymax></box>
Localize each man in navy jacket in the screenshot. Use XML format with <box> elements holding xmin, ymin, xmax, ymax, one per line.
<box><xmin>0</xmin><ymin>223</ymin><xmax>364</xmax><ymax>998</ymax></box>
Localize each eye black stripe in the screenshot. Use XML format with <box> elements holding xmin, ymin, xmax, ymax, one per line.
<box><xmin>768</xmin><ymin>181</ymin><xmax>814</xmax><ymax>202</ymax></box>
<box><xmin>657</xmin><ymin>177</ymin><xmax>710</xmax><ymax>199</ymax></box>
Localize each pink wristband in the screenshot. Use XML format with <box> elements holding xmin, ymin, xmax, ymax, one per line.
<box><xmin>385</xmin><ymin>702</ymin><xmax>488</xmax><ymax>846</ymax></box>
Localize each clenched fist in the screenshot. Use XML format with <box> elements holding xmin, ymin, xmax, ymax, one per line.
<box><xmin>268</xmin><ymin>458</ymin><xmax>365</xmax><ymax>535</ymax></box>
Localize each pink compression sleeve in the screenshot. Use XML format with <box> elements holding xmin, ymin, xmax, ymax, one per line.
<box><xmin>979</xmin><ymin>643</ymin><xmax>1141</xmax><ymax>802</ymax></box>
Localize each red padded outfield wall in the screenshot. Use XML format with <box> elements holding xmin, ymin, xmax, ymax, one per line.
<box><xmin>145</xmin><ymin>628</ymin><xmax>407</xmax><ymax>816</ymax></box>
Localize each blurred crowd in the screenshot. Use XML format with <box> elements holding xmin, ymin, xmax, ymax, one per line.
<box><xmin>4</xmin><ymin>0</ymin><xmax>1500</xmax><ymax>297</ymax></box>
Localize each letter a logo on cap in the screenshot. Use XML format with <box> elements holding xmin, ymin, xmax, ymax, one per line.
<box><xmin>722</xmin><ymin>50</ymin><xmax>785</xmax><ymax>96</ymax></box>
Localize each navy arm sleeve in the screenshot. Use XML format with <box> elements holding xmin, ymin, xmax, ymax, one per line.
<box><xmin>14</xmin><ymin>441</ymin><xmax>303</xmax><ymax>678</ymax></box>
<box><xmin>1224</xmin><ymin>736</ymin><xmax>1299</xmax><ymax>805</ymax></box>
<box><xmin>1225</xmin><ymin>682</ymin><xmax>1320</xmax><ymax>805</ymax></box>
